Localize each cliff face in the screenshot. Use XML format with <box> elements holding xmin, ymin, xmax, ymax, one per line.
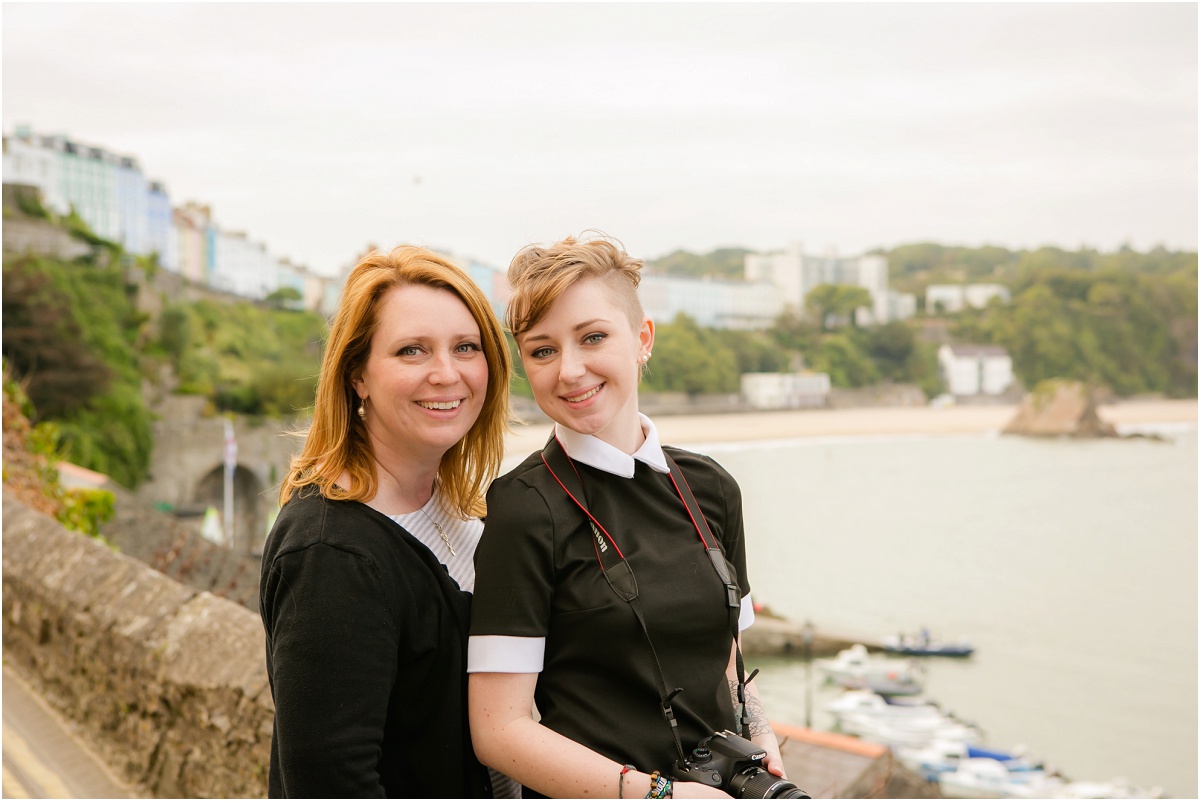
<box><xmin>1002</xmin><ymin>379</ymin><xmax>1117</xmax><ymax>437</ymax></box>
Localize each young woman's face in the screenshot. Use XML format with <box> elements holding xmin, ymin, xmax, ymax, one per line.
<box><xmin>517</xmin><ymin>276</ymin><xmax>653</xmax><ymax>450</ymax></box>
<box><xmin>353</xmin><ymin>284</ymin><xmax>489</xmax><ymax>465</ymax></box>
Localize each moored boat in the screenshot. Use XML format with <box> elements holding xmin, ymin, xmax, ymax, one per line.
<box><xmin>883</xmin><ymin>629</ymin><xmax>975</xmax><ymax>657</ymax></box>
<box><xmin>816</xmin><ymin>643</ymin><xmax>925</xmax><ymax>696</ymax></box>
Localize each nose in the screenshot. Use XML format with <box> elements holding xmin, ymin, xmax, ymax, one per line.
<box><xmin>558</xmin><ymin>346</ymin><xmax>586</xmax><ymax>383</ymax></box>
<box><xmin>428</xmin><ymin>349</ymin><xmax>461</xmax><ymax>385</ymax></box>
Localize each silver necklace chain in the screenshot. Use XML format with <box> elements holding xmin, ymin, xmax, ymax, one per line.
<box><xmin>420</xmin><ymin>505</ymin><xmax>456</xmax><ymax>557</ymax></box>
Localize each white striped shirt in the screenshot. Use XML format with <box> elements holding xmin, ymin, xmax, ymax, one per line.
<box><xmin>389</xmin><ymin>493</ymin><xmax>481</xmax><ymax>592</ymax></box>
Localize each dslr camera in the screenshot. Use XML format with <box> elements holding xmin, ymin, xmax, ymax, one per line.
<box><xmin>673</xmin><ymin>730</ymin><xmax>809</xmax><ymax>799</ymax></box>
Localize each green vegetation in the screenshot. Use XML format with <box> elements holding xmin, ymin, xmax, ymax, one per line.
<box><xmin>951</xmin><ymin>260</ymin><xmax>1197</xmax><ymax>396</ymax></box>
<box><xmin>640</xmin><ymin>243</ymin><xmax>1195</xmax><ymax>399</ymax></box>
<box><xmin>2</xmin><ymin>210</ymin><xmax>327</xmax><ymax>488</ymax></box>
<box><xmin>646</xmin><ymin>247</ymin><xmax>753</xmax><ymax>280</ymax></box>
<box><xmin>804</xmin><ymin>284</ymin><xmax>874</xmax><ymax>330</ymax></box>
<box><xmin>154</xmin><ymin>298</ymin><xmax>325</xmax><ymax>417</ymax></box>
<box><xmin>3</xmin><ymin>249</ymin><xmax>155</xmax><ymax>488</ymax></box>
<box><xmin>2</xmin><ymin>366</ymin><xmax>115</xmax><ymax>540</ymax></box>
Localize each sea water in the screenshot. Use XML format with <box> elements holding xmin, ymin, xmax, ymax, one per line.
<box><xmin>697</xmin><ymin>425</ymin><xmax>1197</xmax><ymax>798</ymax></box>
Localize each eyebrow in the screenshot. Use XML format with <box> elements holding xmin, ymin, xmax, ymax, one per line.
<box><xmin>522</xmin><ymin>318</ymin><xmax>609</xmax><ymax>344</ymax></box>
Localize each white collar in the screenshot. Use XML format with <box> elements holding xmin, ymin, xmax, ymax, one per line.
<box><xmin>553</xmin><ymin>414</ymin><xmax>669</xmax><ymax>478</ymax></box>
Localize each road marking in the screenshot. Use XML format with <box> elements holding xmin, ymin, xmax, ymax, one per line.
<box><xmin>2</xmin><ymin>760</ymin><xmax>33</xmax><ymax>799</ymax></box>
<box><xmin>1</xmin><ymin>722</ymin><xmax>73</xmax><ymax>799</ymax></box>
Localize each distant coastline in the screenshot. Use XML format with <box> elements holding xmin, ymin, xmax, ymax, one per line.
<box><xmin>502</xmin><ymin>398</ymin><xmax>1197</xmax><ymax>458</ymax></box>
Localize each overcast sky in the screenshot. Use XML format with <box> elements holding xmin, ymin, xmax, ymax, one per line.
<box><xmin>4</xmin><ymin>3</ymin><xmax>1196</xmax><ymax>276</ymax></box>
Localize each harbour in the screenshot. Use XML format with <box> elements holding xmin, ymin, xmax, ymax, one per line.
<box><xmin>706</xmin><ymin>423</ymin><xmax>1197</xmax><ymax>798</ymax></box>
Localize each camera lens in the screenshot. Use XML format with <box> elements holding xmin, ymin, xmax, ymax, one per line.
<box><xmin>731</xmin><ymin>770</ymin><xmax>810</xmax><ymax>799</ymax></box>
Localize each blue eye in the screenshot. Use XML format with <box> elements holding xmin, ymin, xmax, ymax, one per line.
<box><xmin>398</xmin><ymin>345</ymin><xmax>423</xmax><ymax>357</ymax></box>
<box><xmin>456</xmin><ymin>342</ymin><xmax>482</xmax><ymax>354</ymax></box>
<box><xmin>530</xmin><ymin>347</ymin><xmax>554</xmax><ymax>359</ymax></box>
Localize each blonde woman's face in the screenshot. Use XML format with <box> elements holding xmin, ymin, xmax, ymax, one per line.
<box><xmin>352</xmin><ymin>284</ymin><xmax>488</xmax><ymax>466</ymax></box>
<box><xmin>517</xmin><ymin>277</ymin><xmax>653</xmax><ymax>452</ymax></box>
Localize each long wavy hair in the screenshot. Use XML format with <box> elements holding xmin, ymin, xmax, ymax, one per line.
<box><xmin>278</xmin><ymin>245</ymin><xmax>511</xmax><ymax>519</ymax></box>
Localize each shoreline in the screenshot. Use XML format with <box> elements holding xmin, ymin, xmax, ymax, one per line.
<box><xmin>502</xmin><ymin>398</ymin><xmax>1197</xmax><ymax>457</ymax></box>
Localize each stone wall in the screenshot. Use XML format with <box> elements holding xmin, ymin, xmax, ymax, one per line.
<box><xmin>2</xmin><ymin>491</ymin><xmax>271</xmax><ymax>798</ymax></box>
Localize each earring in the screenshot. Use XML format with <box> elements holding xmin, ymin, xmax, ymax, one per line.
<box><xmin>357</xmin><ymin>397</ymin><xmax>367</xmax><ymax>419</ymax></box>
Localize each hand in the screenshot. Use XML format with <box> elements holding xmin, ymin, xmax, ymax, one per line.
<box><xmin>763</xmin><ymin>751</ymin><xmax>787</xmax><ymax>779</ymax></box>
<box><xmin>670</xmin><ymin>780</ymin><xmax>733</xmax><ymax>799</ymax></box>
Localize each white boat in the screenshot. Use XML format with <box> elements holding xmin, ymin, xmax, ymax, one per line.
<box><xmin>938</xmin><ymin>757</ymin><xmax>1061</xmax><ymax>799</ymax></box>
<box><xmin>896</xmin><ymin>739</ymin><xmax>1042</xmax><ymax>782</ymax></box>
<box><xmin>826</xmin><ymin>689</ymin><xmax>983</xmax><ymax>750</ymax></box>
<box><xmin>838</xmin><ymin>712</ymin><xmax>983</xmax><ymax>750</ymax></box>
<box><xmin>826</xmin><ymin>689</ymin><xmax>943</xmax><ymax>720</ymax></box>
<box><xmin>815</xmin><ymin>643</ymin><xmax>924</xmax><ymax>695</ymax></box>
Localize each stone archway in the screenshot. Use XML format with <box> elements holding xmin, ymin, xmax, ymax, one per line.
<box><xmin>193</xmin><ymin>463</ymin><xmax>265</xmax><ymax>554</ymax></box>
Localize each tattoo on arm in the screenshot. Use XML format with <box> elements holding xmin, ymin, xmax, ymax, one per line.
<box><xmin>727</xmin><ymin>680</ymin><xmax>772</xmax><ymax>739</ymax></box>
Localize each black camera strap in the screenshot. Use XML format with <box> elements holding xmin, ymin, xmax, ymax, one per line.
<box><xmin>540</xmin><ymin>435</ymin><xmax>753</xmax><ymax>756</ymax></box>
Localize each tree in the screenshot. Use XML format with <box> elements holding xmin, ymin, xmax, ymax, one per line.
<box><xmin>642</xmin><ymin>314</ymin><xmax>739</xmax><ymax>395</ymax></box>
<box><xmin>805</xmin><ymin>284</ymin><xmax>874</xmax><ymax>330</ymax></box>
<box><xmin>265</xmin><ymin>286</ymin><xmax>304</xmax><ymax>308</ymax></box>
<box><xmin>713</xmin><ymin>328</ymin><xmax>790</xmax><ymax>374</ymax></box>
<box><xmin>811</xmin><ymin>333</ymin><xmax>879</xmax><ymax>387</ymax></box>
<box><xmin>2</xmin><ymin>257</ymin><xmax>113</xmax><ymax>419</ymax></box>
<box><xmin>867</xmin><ymin>322</ymin><xmax>916</xmax><ymax>380</ymax></box>
<box><xmin>648</xmin><ymin>247</ymin><xmax>754</xmax><ymax>280</ymax></box>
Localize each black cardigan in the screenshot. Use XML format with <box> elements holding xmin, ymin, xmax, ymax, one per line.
<box><xmin>260</xmin><ymin>488</ymin><xmax>490</xmax><ymax>798</ymax></box>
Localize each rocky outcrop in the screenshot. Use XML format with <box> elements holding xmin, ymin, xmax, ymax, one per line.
<box><xmin>1002</xmin><ymin>379</ymin><xmax>1117</xmax><ymax>438</ymax></box>
<box><xmin>2</xmin><ymin>491</ymin><xmax>271</xmax><ymax>798</ymax></box>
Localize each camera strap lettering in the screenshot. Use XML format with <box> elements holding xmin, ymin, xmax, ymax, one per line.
<box><xmin>540</xmin><ymin>435</ymin><xmax>753</xmax><ymax>747</ymax></box>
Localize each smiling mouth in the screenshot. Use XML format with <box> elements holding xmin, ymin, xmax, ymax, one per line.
<box><xmin>416</xmin><ymin>400</ymin><xmax>462</xmax><ymax>410</ymax></box>
<box><xmin>563</xmin><ymin>384</ymin><xmax>603</xmax><ymax>404</ymax></box>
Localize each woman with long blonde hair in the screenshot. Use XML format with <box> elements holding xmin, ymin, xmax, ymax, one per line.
<box><xmin>261</xmin><ymin>245</ymin><xmax>517</xmax><ymax>798</ymax></box>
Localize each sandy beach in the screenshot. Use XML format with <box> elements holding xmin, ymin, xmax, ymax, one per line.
<box><xmin>502</xmin><ymin>398</ymin><xmax>1197</xmax><ymax>457</ymax></box>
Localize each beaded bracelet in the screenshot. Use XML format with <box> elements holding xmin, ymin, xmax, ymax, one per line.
<box><xmin>618</xmin><ymin>764</ymin><xmax>636</xmax><ymax>799</ymax></box>
<box><xmin>646</xmin><ymin>772</ymin><xmax>672</xmax><ymax>799</ymax></box>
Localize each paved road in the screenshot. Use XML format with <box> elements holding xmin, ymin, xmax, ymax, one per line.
<box><xmin>2</xmin><ymin>665</ymin><xmax>135</xmax><ymax>799</ymax></box>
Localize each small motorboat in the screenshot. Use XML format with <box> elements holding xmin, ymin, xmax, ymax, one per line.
<box><xmin>838</xmin><ymin>713</ymin><xmax>983</xmax><ymax>750</ymax></box>
<box><xmin>883</xmin><ymin>628</ymin><xmax>975</xmax><ymax>657</ymax></box>
<box><xmin>816</xmin><ymin>644</ymin><xmax>925</xmax><ymax>696</ymax></box>
<box><xmin>826</xmin><ymin>689</ymin><xmax>943</xmax><ymax>720</ymax></box>
<box><xmin>896</xmin><ymin>738</ymin><xmax>1043</xmax><ymax>782</ymax></box>
<box><xmin>938</xmin><ymin>757</ymin><xmax>1060</xmax><ymax>799</ymax></box>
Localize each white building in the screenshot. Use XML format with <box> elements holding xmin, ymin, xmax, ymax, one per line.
<box><xmin>212</xmin><ymin>231</ymin><xmax>279</xmax><ymax>299</ymax></box>
<box><xmin>3</xmin><ymin>126</ymin><xmax>172</xmax><ymax>261</ymax></box>
<box><xmin>2</xmin><ymin>131</ymin><xmax>60</xmax><ymax>208</ymax></box>
<box><xmin>744</xmin><ymin>243</ymin><xmax>912</xmax><ymax>324</ymax></box>
<box><xmin>639</xmin><ymin>273</ymin><xmax>784</xmax><ymax>330</ymax></box>
<box><xmin>938</xmin><ymin>344</ymin><xmax>1014</xmax><ymax>396</ymax></box>
<box><xmin>741</xmin><ymin>372</ymin><xmax>831</xmax><ymax>409</ymax></box>
<box><xmin>926</xmin><ymin>283</ymin><xmax>1011</xmax><ymax>314</ymax></box>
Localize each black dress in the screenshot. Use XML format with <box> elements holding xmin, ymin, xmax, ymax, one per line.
<box><xmin>470</xmin><ymin>443</ymin><xmax>751</xmax><ymax>778</ymax></box>
<box><xmin>260</xmin><ymin>488</ymin><xmax>491</xmax><ymax>798</ymax></box>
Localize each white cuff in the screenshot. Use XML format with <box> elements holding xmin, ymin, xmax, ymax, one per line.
<box><xmin>739</xmin><ymin>594</ymin><xmax>756</xmax><ymax>631</ymax></box>
<box><xmin>467</xmin><ymin>635</ymin><xmax>546</xmax><ymax>673</ymax></box>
